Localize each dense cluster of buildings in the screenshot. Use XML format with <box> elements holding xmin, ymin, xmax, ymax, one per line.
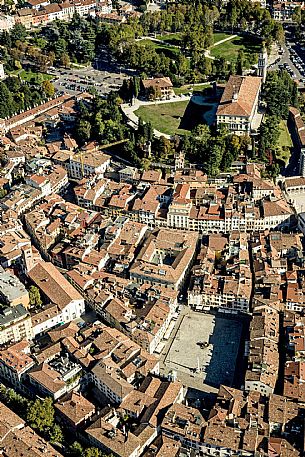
<box><xmin>0</xmin><ymin>0</ymin><xmax>301</xmax><ymax>33</ymax></box>
<box><xmin>0</xmin><ymin>0</ymin><xmax>140</xmax><ymax>30</ymax></box>
<box><xmin>272</xmin><ymin>0</ymin><xmax>305</xmax><ymax>21</ymax></box>
<box><xmin>0</xmin><ymin>86</ymin><xmax>305</xmax><ymax>456</ymax></box>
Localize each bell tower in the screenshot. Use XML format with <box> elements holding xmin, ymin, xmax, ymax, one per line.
<box><xmin>175</xmin><ymin>151</ymin><xmax>185</xmax><ymax>170</ymax></box>
<box><xmin>258</xmin><ymin>48</ymin><xmax>268</xmax><ymax>83</ymax></box>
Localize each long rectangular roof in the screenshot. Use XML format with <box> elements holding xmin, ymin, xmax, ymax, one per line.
<box><xmin>217</xmin><ymin>75</ymin><xmax>262</xmax><ymax>117</ymax></box>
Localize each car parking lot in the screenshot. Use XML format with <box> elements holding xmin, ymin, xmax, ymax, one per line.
<box><xmin>270</xmin><ymin>33</ymin><xmax>305</xmax><ymax>86</ymax></box>
<box><xmin>50</xmin><ymin>66</ymin><xmax>127</xmax><ymax>96</ymax></box>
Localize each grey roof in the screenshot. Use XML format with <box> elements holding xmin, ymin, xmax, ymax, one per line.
<box><xmin>0</xmin><ymin>304</ymin><xmax>29</xmax><ymax>327</ymax></box>
<box><xmin>0</xmin><ymin>267</ymin><xmax>28</xmax><ymax>304</ymax></box>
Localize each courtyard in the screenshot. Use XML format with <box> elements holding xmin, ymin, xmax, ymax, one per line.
<box><xmin>135</xmin><ymin>100</ymin><xmax>190</xmax><ymax>136</ymax></box>
<box><xmin>135</xmin><ymin>95</ymin><xmax>217</xmax><ymax>136</ymax></box>
<box><xmin>161</xmin><ymin>310</ymin><xmax>243</xmax><ymax>392</ymax></box>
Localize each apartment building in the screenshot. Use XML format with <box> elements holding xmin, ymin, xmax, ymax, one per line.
<box><xmin>245</xmin><ymin>305</ymin><xmax>279</xmax><ymax>396</ymax></box>
<box><xmin>0</xmin><ymin>341</ymin><xmax>35</xmax><ymax>389</ymax></box>
<box><xmin>68</xmin><ymin>151</ymin><xmax>110</xmax><ymax>180</ymax></box>
<box><xmin>188</xmin><ymin>232</ymin><xmax>251</xmax><ymax>314</ymax></box>
<box><xmin>90</xmin><ymin>361</ymin><xmax>134</xmax><ymax>404</ymax></box>
<box><xmin>0</xmin><ymin>14</ymin><xmax>15</xmax><ymax>30</ymax></box>
<box><xmin>190</xmin><ymin>386</ymin><xmax>301</xmax><ymax>457</ymax></box>
<box><xmin>0</xmin><ymin>305</ymin><xmax>33</xmax><ymax>345</ymax></box>
<box><xmin>130</xmin><ymin>228</ymin><xmax>198</xmax><ymax>291</ymax></box>
<box><xmin>288</xmin><ymin>107</ymin><xmax>305</xmax><ymax>177</ymax></box>
<box><xmin>0</xmin><ymin>184</ymin><xmax>42</xmax><ymax>216</ymax></box>
<box><xmin>88</xmin><ymin>325</ymin><xmax>158</xmax><ymax>403</ymax></box>
<box><xmin>272</xmin><ymin>1</ymin><xmax>303</xmax><ymax>21</ymax></box>
<box><xmin>28</xmin><ymin>261</ymin><xmax>85</xmax><ymax>334</ymax></box>
<box><xmin>55</xmin><ymin>391</ymin><xmax>95</xmax><ymax>430</ymax></box>
<box><xmin>161</xmin><ymin>403</ymin><xmax>205</xmax><ymax>451</ymax></box>
<box><xmin>28</xmin><ymin>356</ymin><xmax>82</xmax><ymax>400</ymax></box>
<box><xmin>0</xmin><ymin>266</ymin><xmax>29</xmax><ymax>308</ymax></box>
<box><xmin>141</xmin><ymin>77</ymin><xmax>174</xmax><ymax>99</ymax></box>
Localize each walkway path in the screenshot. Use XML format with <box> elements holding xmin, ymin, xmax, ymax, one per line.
<box><xmin>205</xmin><ymin>34</ymin><xmax>237</xmax><ymax>60</ymax></box>
<box><xmin>137</xmin><ymin>33</ymin><xmax>238</xmax><ymax>61</ymax></box>
<box><xmin>212</xmin><ymin>34</ymin><xmax>237</xmax><ymax>47</ymax></box>
<box><xmin>136</xmin><ymin>36</ymin><xmax>180</xmax><ymax>48</ymax></box>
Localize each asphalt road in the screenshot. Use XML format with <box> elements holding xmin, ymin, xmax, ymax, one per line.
<box><xmin>268</xmin><ymin>31</ymin><xmax>305</xmax><ymax>86</ymax></box>
<box><xmin>269</xmin><ymin>42</ymin><xmax>303</xmax><ymax>80</ymax></box>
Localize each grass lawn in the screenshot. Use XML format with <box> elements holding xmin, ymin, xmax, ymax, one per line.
<box><xmin>139</xmin><ymin>39</ymin><xmax>180</xmax><ymax>58</ymax></box>
<box><xmin>276</xmin><ymin>120</ymin><xmax>293</xmax><ymax>165</ymax></box>
<box><xmin>157</xmin><ymin>32</ymin><xmax>182</xmax><ymax>46</ymax></box>
<box><xmin>213</xmin><ymin>32</ymin><xmax>233</xmax><ymax>44</ymax></box>
<box><xmin>210</xmin><ymin>35</ymin><xmax>261</xmax><ymax>63</ymax></box>
<box><xmin>157</xmin><ymin>32</ymin><xmax>233</xmax><ymax>46</ymax></box>
<box><xmin>277</xmin><ymin>120</ymin><xmax>293</xmax><ymax>148</ymax></box>
<box><xmin>135</xmin><ymin>101</ymin><xmax>190</xmax><ymax>135</ymax></box>
<box><xmin>13</xmin><ymin>69</ymin><xmax>53</xmax><ymax>84</ymax></box>
<box><xmin>173</xmin><ymin>83</ymin><xmax>211</xmax><ymax>95</ymax></box>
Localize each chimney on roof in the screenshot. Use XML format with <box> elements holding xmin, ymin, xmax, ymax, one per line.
<box><xmin>232</xmin><ymin>85</ymin><xmax>238</xmax><ymax>102</ymax></box>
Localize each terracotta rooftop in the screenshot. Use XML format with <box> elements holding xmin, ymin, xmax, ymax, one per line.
<box><xmin>217</xmin><ymin>75</ymin><xmax>262</xmax><ymax>117</ymax></box>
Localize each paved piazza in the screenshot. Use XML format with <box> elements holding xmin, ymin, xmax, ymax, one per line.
<box><xmin>162</xmin><ymin>311</ymin><xmax>243</xmax><ymax>392</ymax></box>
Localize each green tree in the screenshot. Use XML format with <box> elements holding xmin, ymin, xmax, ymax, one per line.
<box><xmin>147</xmin><ymin>86</ymin><xmax>162</xmax><ymax>100</ymax></box>
<box><xmin>27</xmin><ymin>398</ymin><xmax>54</xmax><ymax>432</ymax></box>
<box><xmin>292</xmin><ymin>6</ymin><xmax>301</xmax><ymax>25</ymax></box>
<box><xmin>48</xmin><ymin>51</ymin><xmax>56</xmax><ymax>66</ymax></box>
<box><xmin>0</xmin><ymin>82</ymin><xmax>15</xmax><ymax>118</ymax></box>
<box><xmin>60</xmin><ymin>52</ymin><xmax>70</xmax><ymax>68</ymax></box>
<box><xmin>69</xmin><ymin>442</ymin><xmax>83</xmax><ymax>457</ymax></box>
<box><xmin>177</xmin><ymin>54</ymin><xmax>189</xmax><ymax>77</ymax></box>
<box><xmin>0</xmin><ymin>386</ymin><xmax>29</xmax><ymax>417</ymax></box>
<box><xmin>236</xmin><ymin>49</ymin><xmax>245</xmax><ymax>75</ymax></box>
<box><xmin>55</xmin><ymin>38</ymin><xmax>67</xmax><ymax>56</ymax></box>
<box><xmin>29</xmin><ymin>285</ymin><xmax>42</xmax><ymax>307</ymax></box>
<box><xmin>133</xmin><ymin>76</ymin><xmax>140</xmax><ymax>98</ymax></box>
<box><xmin>10</xmin><ymin>23</ymin><xmax>27</xmax><ymax>45</ymax></box>
<box><xmin>49</xmin><ymin>424</ymin><xmax>63</xmax><ymax>444</ymax></box>
<box><xmin>41</xmin><ymin>80</ymin><xmax>55</xmax><ymax>97</ymax></box>
<box><xmin>76</xmin><ymin>119</ymin><xmax>92</xmax><ymax>144</ymax></box>
<box><xmin>83</xmin><ymin>448</ymin><xmax>100</xmax><ymax>457</ymax></box>
<box><xmin>140</xmin><ymin>157</ymin><xmax>151</xmax><ymax>170</ymax></box>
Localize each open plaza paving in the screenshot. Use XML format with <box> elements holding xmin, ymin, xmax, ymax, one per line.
<box><xmin>160</xmin><ymin>310</ymin><xmax>243</xmax><ymax>393</ymax></box>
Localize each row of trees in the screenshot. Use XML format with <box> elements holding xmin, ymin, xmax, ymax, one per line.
<box><xmin>0</xmin><ymin>388</ymin><xmax>63</xmax><ymax>444</ymax></box>
<box><xmin>0</xmin><ymin>0</ymin><xmax>284</xmax><ymax>84</ymax></box>
<box><xmin>0</xmin><ymin>386</ymin><xmax>110</xmax><ymax>457</ymax></box>
<box><xmin>0</xmin><ymin>76</ymin><xmax>49</xmax><ymax>119</ymax></box>
<box><xmin>75</xmin><ymin>92</ymin><xmax>127</xmax><ymax>145</ymax></box>
<box><xmin>259</xmin><ymin>70</ymin><xmax>298</xmax><ymax>159</ymax></box>
<box><xmin>182</xmin><ymin>124</ymin><xmax>250</xmax><ymax>176</ymax></box>
<box><xmin>75</xmin><ymin>92</ymin><xmax>175</xmax><ymax>171</ymax></box>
